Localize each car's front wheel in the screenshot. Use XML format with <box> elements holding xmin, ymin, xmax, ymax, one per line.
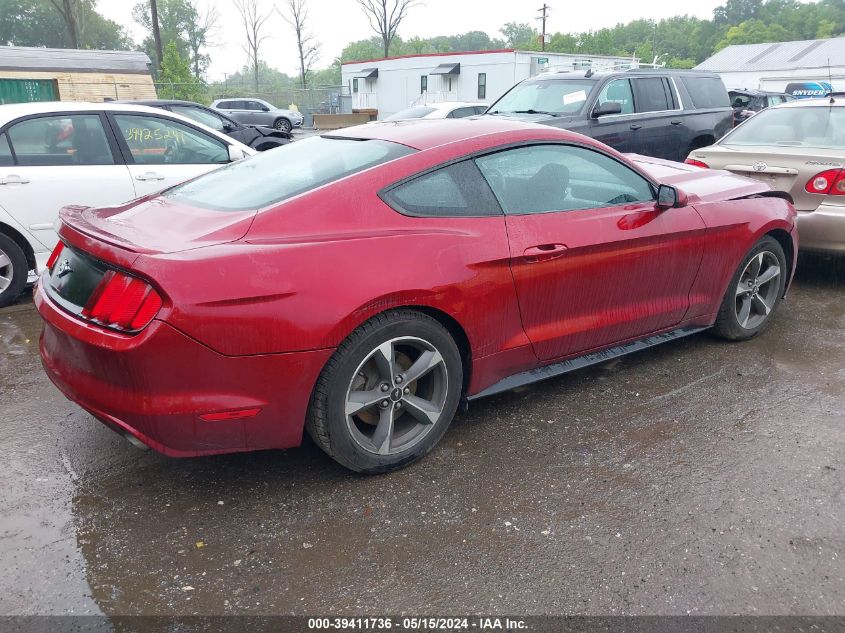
<box><xmin>273</xmin><ymin>118</ymin><xmax>292</xmax><ymax>132</ymax></box>
<box><xmin>712</xmin><ymin>235</ymin><xmax>787</xmax><ymax>340</ymax></box>
<box><xmin>0</xmin><ymin>233</ymin><xmax>27</xmax><ymax>308</ymax></box>
<box><xmin>306</xmin><ymin>310</ymin><xmax>463</xmax><ymax>473</ymax></box>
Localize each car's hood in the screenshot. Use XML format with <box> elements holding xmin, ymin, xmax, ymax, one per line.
<box><xmin>485</xmin><ymin>111</ymin><xmax>579</xmax><ymax>126</ymax></box>
<box><xmin>629</xmin><ymin>154</ymin><xmax>774</xmax><ymax>203</ymax></box>
<box><xmin>59</xmin><ymin>197</ymin><xmax>257</xmax><ymax>255</ymax></box>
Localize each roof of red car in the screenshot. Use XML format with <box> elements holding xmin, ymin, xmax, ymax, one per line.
<box><xmin>326</xmin><ymin>117</ymin><xmax>568</xmax><ymax>151</ymax></box>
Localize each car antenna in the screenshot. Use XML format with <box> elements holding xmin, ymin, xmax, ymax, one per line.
<box><xmin>829</xmin><ymin>59</ymin><xmax>835</xmax><ymax>104</ymax></box>
<box><xmin>585</xmin><ymin>69</ymin><xmax>593</xmax><ymax>78</ymax></box>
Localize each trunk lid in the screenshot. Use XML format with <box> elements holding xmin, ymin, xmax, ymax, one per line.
<box><xmin>60</xmin><ymin>196</ymin><xmax>258</xmax><ymax>255</ymax></box>
<box><xmin>686</xmin><ymin>144</ymin><xmax>844</xmax><ymax>211</ymax></box>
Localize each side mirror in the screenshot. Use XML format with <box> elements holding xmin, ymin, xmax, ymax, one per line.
<box><xmin>261</xmin><ymin>105</ymin><xmax>270</xmax><ymax>112</ymax></box>
<box><xmin>228</xmin><ymin>145</ymin><xmax>246</xmax><ymax>162</ymax></box>
<box><xmin>592</xmin><ymin>101</ymin><xmax>622</xmax><ymax>118</ymax></box>
<box><xmin>656</xmin><ymin>184</ymin><xmax>688</xmax><ymax>209</ymax></box>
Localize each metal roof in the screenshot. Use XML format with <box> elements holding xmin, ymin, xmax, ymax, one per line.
<box><xmin>695</xmin><ymin>37</ymin><xmax>845</xmax><ymax>72</ymax></box>
<box><xmin>0</xmin><ymin>46</ymin><xmax>152</xmax><ymax>74</ymax></box>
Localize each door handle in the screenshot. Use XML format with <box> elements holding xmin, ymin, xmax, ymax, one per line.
<box><xmin>523</xmin><ymin>244</ymin><xmax>568</xmax><ymax>263</ymax></box>
<box><xmin>670</xmin><ymin>119</ymin><xmax>682</xmax><ymax>125</ymax></box>
<box><xmin>629</xmin><ymin>124</ymin><xmax>642</xmax><ymax>130</ymax></box>
<box><xmin>0</xmin><ymin>174</ymin><xmax>30</xmax><ymax>185</ymax></box>
<box><xmin>135</xmin><ymin>172</ymin><xmax>166</xmax><ymax>182</ymax></box>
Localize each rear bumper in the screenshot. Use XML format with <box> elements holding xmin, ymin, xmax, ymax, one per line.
<box><xmin>35</xmin><ymin>283</ymin><xmax>333</xmax><ymax>457</ymax></box>
<box><xmin>796</xmin><ymin>203</ymin><xmax>845</xmax><ymax>254</ymax></box>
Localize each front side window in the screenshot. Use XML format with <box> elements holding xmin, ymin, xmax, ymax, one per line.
<box><xmin>478</xmin><ymin>73</ymin><xmax>487</xmax><ymax>100</ymax></box>
<box><xmin>634</xmin><ymin>77</ymin><xmax>672</xmax><ymax>113</ymax></box>
<box><xmin>6</xmin><ymin>114</ymin><xmax>114</xmax><ymax>166</ymax></box>
<box><xmin>475</xmin><ymin>144</ymin><xmax>654</xmax><ymax>215</ymax></box>
<box><xmin>383</xmin><ymin>160</ymin><xmax>501</xmax><ymax>217</ymax></box>
<box><xmin>166</xmin><ymin>136</ymin><xmax>415</xmax><ymax>212</ymax></box>
<box><xmin>171</xmin><ymin>105</ymin><xmax>228</xmax><ymax>131</ymax></box>
<box><xmin>113</xmin><ymin>114</ymin><xmax>229</xmax><ymax>165</ymax></box>
<box><xmin>596</xmin><ymin>79</ymin><xmax>634</xmax><ymax>115</ymax></box>
<box><xmin>0</xmin><ymin>133</ymin><xmax>13</xmax><ymax>166</ymax></box>
<box><xmin>489</xmin><ymin>79</ymin><xmax>597</xmax><ymax>116</ymax></box>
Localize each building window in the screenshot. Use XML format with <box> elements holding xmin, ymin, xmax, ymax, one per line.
<box><xmin>353</xmin><ymin>78</ymin><xmax>358</xmax><ymax>93</ymax></box>
<box><xmin>478</xmin><ymin>73</ymin><xmax>486</xmax><ymax>100</ymax></box>
<box><xmin>421</xmin><ymin>75</ymin><xmax>427</xmax><ymax>94</ymax></box>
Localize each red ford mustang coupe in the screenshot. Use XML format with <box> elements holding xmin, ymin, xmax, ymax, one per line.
<box><xmin>36</xmin><ymin>118</ymin><xmax>797</xmax><ymax>473</ymax></box>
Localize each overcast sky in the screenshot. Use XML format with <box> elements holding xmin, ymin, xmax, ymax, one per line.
<box><xmin>99</xmin><ymin>0</ymin><xmax>727</xmax><ymax>81</ymax></box>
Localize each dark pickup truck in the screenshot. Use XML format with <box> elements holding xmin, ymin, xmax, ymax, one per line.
<box><xmin>486</xmin><ymin>69</ymin><xmax>733</xmax><ymax>162</ymax></box>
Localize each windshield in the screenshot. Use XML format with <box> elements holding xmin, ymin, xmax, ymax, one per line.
<box><xmin>164</xmin><ymin>136</ymin><xmax>415</xmax><ymax>211</ymax></box>
<box><xmin>489</xmin><ymin>78</ymin><xmax>597</xmax><ymax>115</ymax></box>
<box><xmin>722</xmin><ymin>105</ymin><xmax>845</xmax><ymax>149</ymax></box>
<box><xmin>385</xmin><ymin>106</ymin><xmax>437</xmax><ymax>120</ymax></box>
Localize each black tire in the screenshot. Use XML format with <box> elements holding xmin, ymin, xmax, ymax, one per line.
<box><xmin>0</xmin><ymin>233</ymin><xmax>28</xmax><ymax>308</ymax></box>
<box><xmin>273</xmin><ymin>118</ymin><xmax>292</xmax><ymax>133</ymax></box>
<box><xmin>712</xmin><ymin>235</ymin><xmax>787</xmax><ymax>341</ymax></box>
<box><xmin>306</xmin><ymin>309</ymin><xmax>463</xmax><ymax>474</ymax></box>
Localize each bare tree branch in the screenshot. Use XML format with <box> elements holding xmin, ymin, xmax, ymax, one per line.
<box><xmin>356</xmin><ymin>0</ymin><xmax>419</xmax><ymax>58</ymax></box>
<box><xmin>231</xmin><ymin>0</ymin><xmax>273</xmax><ymax>91</ymax></box>
<box><xmin>276</xmin><ymin>0</ymin><xmax>320</xmax><ymax>88</ymax></box>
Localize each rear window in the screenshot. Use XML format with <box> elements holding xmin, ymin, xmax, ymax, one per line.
<box><xmin>722</xmin><ymin>106</ymin><xmax>845</xmax><ymax>149</ymax></box>
<box><xmin>164</xmin><ymin>136</ymin><xmax>415</xmax><ymax>211</ymax></box>
<box><xmin>385</xmin><ymin>106</ymin><xmax>436</xmax><ymax>120</ymax></box>
<box><xmin>682</xmin><ymin>76</ymin><xmax>730</xmax><ymax>109</ymax></box>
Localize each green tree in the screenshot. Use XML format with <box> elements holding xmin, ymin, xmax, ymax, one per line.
<box><xmin>133</xmin><ymin>0</ymin><xmax>214</xmax><ymax>77</ymax></box>
<box><xmin>157</xmin><ymin>41</ymin><xmax>205</xmax><ymax>101</ymax></box>
<box><xmin>500</xmin><ymin>22</ymin><xmax>538</xmax><ymax>48</ymax></box>
<box><xmin>0</xmin><ymin>0</ymin><xmax>132</xmax><ymax>49</ymax></box>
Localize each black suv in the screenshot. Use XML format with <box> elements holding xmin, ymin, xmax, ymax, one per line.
<box><xmin>119</xmin><ymin>100</ymin><xmax>291</xmax><ymax>151</ymax></box>
<box><xmin>728</xmin><ymin>89</ymin><xmax>795</xmax><ymax>125</ymax></box>
<box><xmin>486</xmin><ymin>69</ymin><xmax>732</xmax><ymax>162</ymax></box>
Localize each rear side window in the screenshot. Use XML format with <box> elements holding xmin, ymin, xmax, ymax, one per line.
<box><xmin>216</xmin><ymin>101</ymin><xmax>232</xmax><ymax>109</ymax></box>
<box><xmin>682</xmin><ymin>76</ymin><xmax>730</xmax><ymax>109</ymax></box>
<box><xmin>0</xmin><ymin>133</ymin><xmax>13</xmax><ymax>166</ymax></box>
<box><xmin>634</xmin><ymin>77</ymin><xmax>672</xmax><ymax>112</ymax></box>
<box><xmin>166</xmin><ymin>136</ymin><xmax>415</xmax><ymax>211</ymax></box>
<box><xmin>383</xmin><ymin>160</ymin><xmax>502</xmax><ymax>217</ymax></box>
<box><xmin>7</xmin><ymin>114</ymin><xmax>114</xmax><ymax>166</ymax></box>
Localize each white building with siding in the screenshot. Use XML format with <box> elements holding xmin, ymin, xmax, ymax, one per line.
<box><xmin>695</xmin><ymin>37</ymin><xmax>845</xmax><ymax>94</ymax></box>
<box><xmin>341</xmin><ymin>49</ymin><xmax>644</xmax><ymax>120</ymax></box>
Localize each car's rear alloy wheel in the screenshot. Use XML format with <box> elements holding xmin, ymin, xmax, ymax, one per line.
<box><xmin>0</xmin><ymin>234</ymin><xmax>27</xmax><ymax>308</ymax></box>
<box><xmin>713</xmin><ymin>235</ymin><xmax>787</xmax><ymax>341</ymax></box>
<box><xmin>306</xmin><ymin>310</ymin><xmax>462</xmax><ymax>473</ymax></box>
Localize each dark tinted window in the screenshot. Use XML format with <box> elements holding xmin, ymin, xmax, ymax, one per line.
<box><xmin>216</xmin><ymin>101</ymin><xmax>233</xmax><ymax>109</ymax></box>
<box><xmin>384</xmin><ymin>160</ymin><xmax>501</xmax><ymax>217</ymax></box>
<box><xmin>634</xmin><ymin>77</ymin><xmax>671</xmax><ymax>112</ymax></box>
<box><xmin>167</xmin><ymin>136</ymin><xmax>415</xmax><ymax>211</ymax></box>
<box><xmin>8</xmin><ymin>114</ymin><xmax>114</xmax><ymax>166</ymax></box>
<box><xmin>0</xmin><ymin>133</ymin><xmax>13</xmax><ymax>166</ymax></box>
<box><xmin>478</xmin><ymin>73</ymin><xmax>486</xmax><ymax>100</ymax></box>
<box><xmin>447</xmin><ymin>106</ymin><xmax>477</xmax><ymax>119</ymax></box>
<box><xmin>475</xmin><ymin>144</ymin><xmax>654</xmax><ymax>215</ymax></box>
<box><xmin>682</xmin><ymin>76</ymin><xmax>730</xmax><ymax>108</ymax></box>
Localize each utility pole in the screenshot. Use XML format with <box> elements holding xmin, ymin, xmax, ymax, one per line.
<box><xmin>150</xmin><ymin>0</ymin><xmax>164</xmax><ymax>74</ymax></box>
<box><xmin>537</xmin><ymin>4</ymin><xmax>550</xmax><ymax>52</ymax></box>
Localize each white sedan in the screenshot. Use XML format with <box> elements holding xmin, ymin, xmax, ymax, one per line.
<box><xmin>384</xmin><ymin>102</ymin><xmax>489</xmax><ymax>121</ymax></box>
<box><xmin>0</xmin><ymin>101</ymin><xmax>254</xmax><ymax>306</ymax></box>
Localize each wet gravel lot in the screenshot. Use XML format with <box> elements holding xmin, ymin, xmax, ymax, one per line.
<box><xmin>1</xmin><ymin>254</ymin><xmax>843</xmax><ymax>619</ymax></box>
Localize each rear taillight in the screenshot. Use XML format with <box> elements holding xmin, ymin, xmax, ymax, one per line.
<box><xmin>46</xmin><ymin>242</ymin><xmax>64</xmax><ymax>271</ymax></box>
<box><xmin>82</xmin><ymin>270</ymin><xmax>162</xmax><ymax>331</ymax></box>
<box><xmin>805</xmin><ymin>169</ymin><xmax>845</xmax><ymax>195</ymax></box>
<box><xmin>685</xmin><ymin>158</ymin><xmax>709</xmax><ymax>168</ymax></box>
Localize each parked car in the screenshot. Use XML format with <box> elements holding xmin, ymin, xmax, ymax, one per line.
<box><xmin>37</xmin><ymin>118</ymin><xmax>796</xmax><ymax>473</ymax></box>
<box><xmin>486</xmin><ymin>69</ymin><xmax>733</xmax><ymax>162</ymax></box>
<box><xmin>729</xmin><ymin>89</ymin><xmax>795</xmax><ymax>125</ymax></box>
<box><xmin>384</xmin><ymin>102</ymin><xmax>489</xmax><ymax>121</ymax></box>
<box><xmin>121</xmin><ymin>100</ymin><xmax>291</xmax><ymax>151</ymax></box>
<box><xmin>0</xmin><ymin>101</ymin><xmax>254</xmax><ymax>307</ymax></box>
<box><xmin>686</xmin><ymin>96</ymin><xmax>844</xmax><ymax>253</ymax></box>
<box><xmin>211</xmin><ymin>98</ymin><xmax>304</xmax><ymax>132</ymax></box>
